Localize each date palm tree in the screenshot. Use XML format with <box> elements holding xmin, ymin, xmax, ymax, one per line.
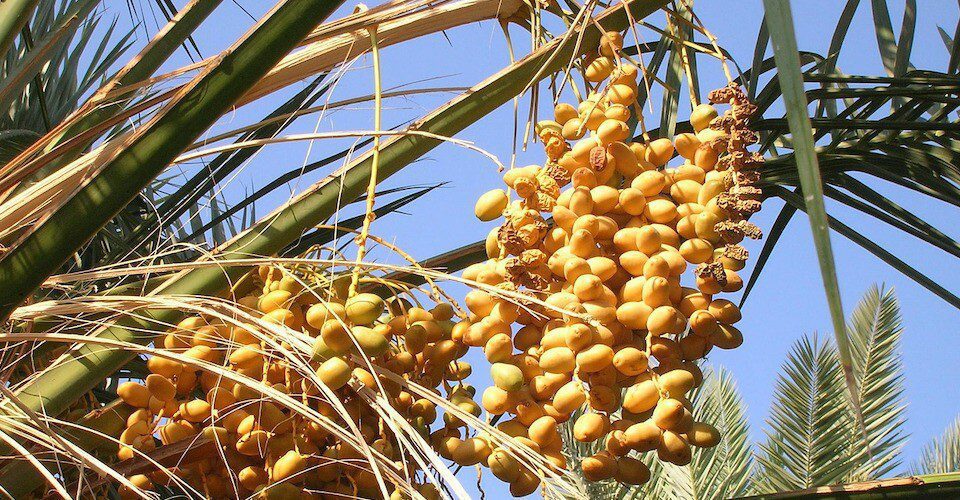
<box><xmin>0</xmin><ymin>0</ymin><xmax>958</xmax><ymax>498</ymax></box>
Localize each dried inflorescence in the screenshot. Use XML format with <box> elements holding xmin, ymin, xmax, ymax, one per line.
<box><xmin>705</xmin><ymin>83</ymin><xmax>766</xmax><ymax>243</ymax></box>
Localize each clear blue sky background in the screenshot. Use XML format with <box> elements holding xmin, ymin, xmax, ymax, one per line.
<box><xmin>93</xmin><ymin>0</ymin><xmax>960</xmax><ymax>497</ymax></box>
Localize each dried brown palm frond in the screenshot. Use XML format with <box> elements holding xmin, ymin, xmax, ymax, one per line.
<box><xmin>0</xmin><ymin>0</ymin><xmax>522</xmax><ymax>193</ymax></box>
<box><xmin>0</xmin><ymin>0</ymin><xmax>519</xmax><ymax>249</ymax></box>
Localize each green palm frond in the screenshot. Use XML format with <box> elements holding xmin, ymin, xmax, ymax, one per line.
<box><xmin>753</xmin><ymin>335</ymin><xmax>855</xmax><ymax>492</ymax></box>
<box><xmin>0</xmin><ymin>129</ymin><xmax>39</xmax><ymax>165</ymax></box>
<box><xmin>763</xmin><ymin>0</ymin><xmax>863</xmax><ymax>459</ymax></box>
<box><xmin>749</xmin><ymin>69</ymin><xmax>960</xmax><ymax>310</ymax></box>
<box><xmin>679</xmin><ymin>367</ymin><xmax>754</xmax><ymax>499</ymax></box>
<box><xmin>712</xmin><ymin>1</ymin><xmax>960</xmax><ymax>312</ymax></box>
<box><xmin>1</xmin><ymin>0</ymin><xmax>132</xmax><ymax>134</ymax></box>
<box><xmin>754</xmin><ymin>285</ymin><xmax>907</xmax><ymax>491</ymax></box>
<box><xmin>845</xmin><ymin>284</ymin><xmax>907</xmax><ymax>480</ymax></box>
<box><xmin>914</xmin><ymin>416</ymin><xmax>960</xmax><ymax>475</ymax></box>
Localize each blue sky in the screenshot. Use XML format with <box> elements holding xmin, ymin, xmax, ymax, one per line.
<box><xmin>94</xmin><ymin>0</ymin><xmax>960</xmax><ymax>497</ymax></box>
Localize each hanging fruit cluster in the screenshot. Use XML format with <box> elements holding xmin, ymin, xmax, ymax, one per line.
<box><xmin>468</xmin><ymin>30</ymin><xmax>763</xmax><ymax>487</ymax></box>
<box><xmin>113</xmin><ymin>266</ymin><xmax>483</xmax><ymax>499</ymax></box>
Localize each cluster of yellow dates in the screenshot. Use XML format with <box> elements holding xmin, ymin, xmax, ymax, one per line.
<box><xmin>468</xmin><ymin>31</ymin><xmax>764</xmax><ymax>486</ymax></box>
<box><xmin>114</xmin><ymin>267</ymin><xmax>480</xmax><ymax>499</ymax></box>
